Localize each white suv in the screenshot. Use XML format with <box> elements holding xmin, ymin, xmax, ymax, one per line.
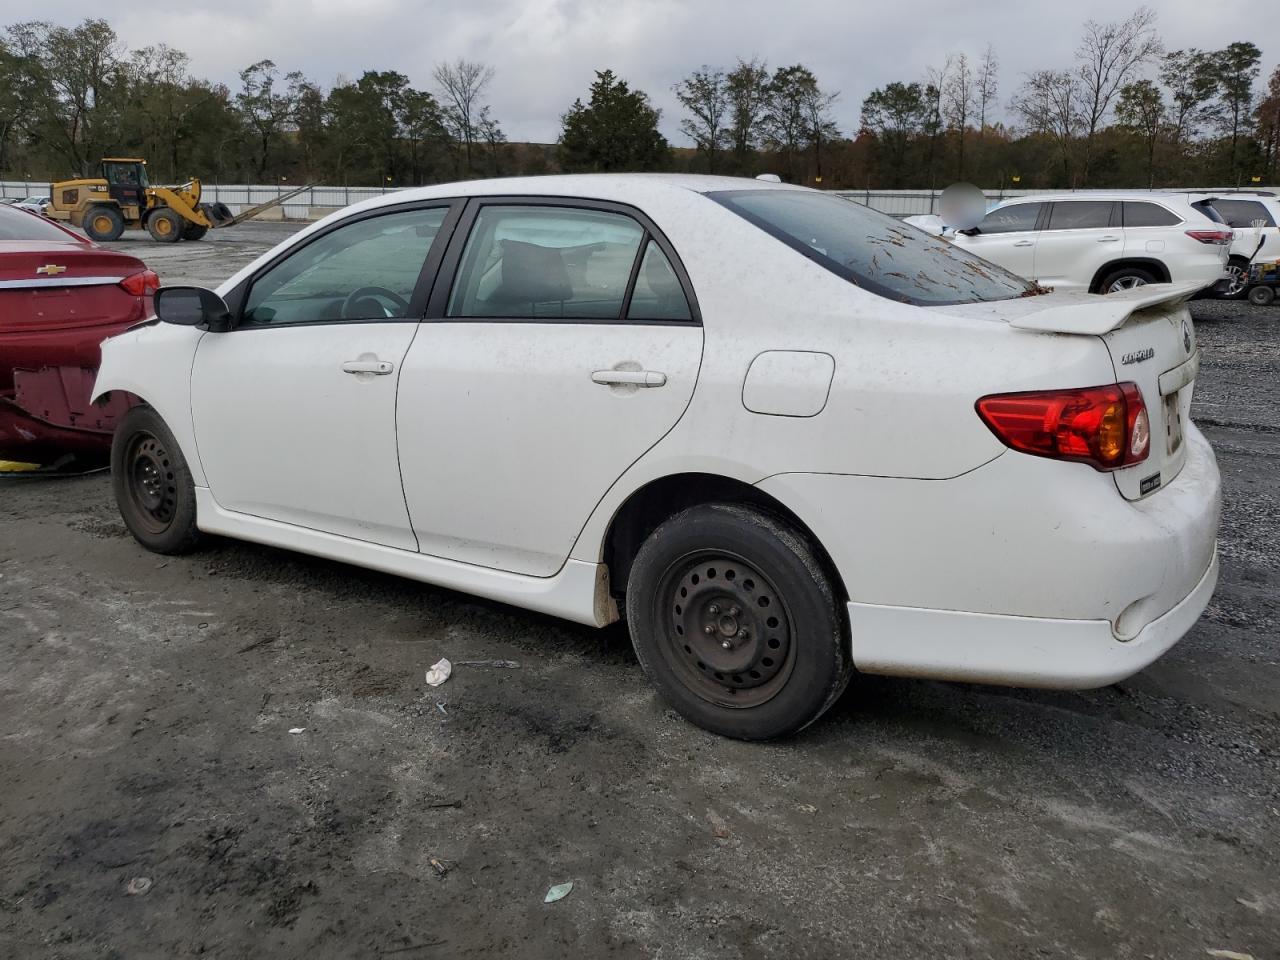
<box><xmin>952</xmin><ymin>193</ymin><xmax>1232</xmax><ymax>294</ymax></box>
<box><xmin>1180</xmin><ymin>192</ymin><xmax>1280</xmax><ymax>299</ymax></box>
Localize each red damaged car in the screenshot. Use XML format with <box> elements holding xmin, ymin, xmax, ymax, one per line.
<box><xmin>0</xmin><ymin>204</ymin><xmax>158</xmax><ymax>465</ymax></box>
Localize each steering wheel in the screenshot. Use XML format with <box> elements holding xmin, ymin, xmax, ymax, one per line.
<box><xmin>341</xmin><ymin>286</ymin><xmax>409</xmax><ymax>319</ymax></box>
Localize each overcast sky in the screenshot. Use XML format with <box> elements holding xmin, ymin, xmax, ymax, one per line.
<box><xmin>23</xmin><ymin>0</ymin><xmax>1280</xmax><ymax>144</ymax></box>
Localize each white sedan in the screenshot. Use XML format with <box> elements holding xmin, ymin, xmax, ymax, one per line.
<box><xmin>93</xmin><ymin>175</ymin><xmax>1221</xmax><ymax>740</ymax></box>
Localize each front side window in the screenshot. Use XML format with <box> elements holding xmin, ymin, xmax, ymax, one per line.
<box><xmin>1210</xmin><ymin>199</ymin><xmax>1276</xmax><ymax>229</ymax></box>
<box><xmin>242</xmin><ymin>206</ymin><xmax>447</xmax><ymax>325</ymax></box>
<box><xmin>710</xmin><ymin>189</ymin><xmax>1033</xmax><ymax>306</ymax></box>
<box><xmin>1123</xmin><ymin>202</ymin><xmax>1181</xmax><ymax>228</ymax></box>
<box><xmin>1046</xmin><ymin>201</ymin><xmax>1114</xmax><ymax>231</ymax></box>
<box><xmin>975</xmin><ymin>203</ymin><xmax>1043</xmax><ymax>234</ymax></box>
<box><xmin>448</xmin><ymin>206</ymin><xmax>645</xmax><ymax>319</ymax></box>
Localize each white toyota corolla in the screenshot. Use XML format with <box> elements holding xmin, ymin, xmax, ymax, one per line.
<box><xmin>94</xmin><ymin>174</ymin><xmax>1221</xmax><ymax>740</ymax></box>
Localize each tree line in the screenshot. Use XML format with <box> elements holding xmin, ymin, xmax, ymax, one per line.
<box><xmin>1</xmin><ymin>12</ymin><xmax>1276</xmax><ymax>191</ymax></box>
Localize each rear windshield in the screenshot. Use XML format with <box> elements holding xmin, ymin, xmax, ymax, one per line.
<box><xmin>709</xmin><ymin>189</ymin><xmax>1033</xmax><ymax>305</ymax></box>
<box><xmin>0</xmin><ymin>205</ymin><xmax>80</xmax><ymax>242</ymax></box>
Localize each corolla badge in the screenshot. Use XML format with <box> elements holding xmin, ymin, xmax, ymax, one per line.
<box><xmin>1121</xmin><ymin>347</ymin><xmax>1155</xmax><ymax>365</ymax></box>
<box><xmin>1182</xmin><ymin>319</ymin><xmax>1192</xmax><ymax>353</ymax></box>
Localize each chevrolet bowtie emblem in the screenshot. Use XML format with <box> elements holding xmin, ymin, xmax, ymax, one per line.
<box><xmin>35</xmin><ymin>264</ymin><xmax>67</xmax><ymax>276</ymax></box>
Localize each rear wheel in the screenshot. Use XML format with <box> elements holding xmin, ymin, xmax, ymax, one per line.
<box><xmin>146</xmin><ymin>208</ymin><xmax>183</xmax><ymax>243</ymax></box>
<box><xmin>83</xmin><ymin>205</ymin><xmax>125</xmax><ymax>242</ymax></box>
<box><xmin>1250</xmin><ymin>285</ymin><xmax>1276</xmax><ymax>306</ymax></box>
<box><xmin>111</xmin><ymin>406</ymin><xmax>202</xmax><ymax>554</ymax></box>
<box><xmin>1100</xmin><ymin>267</ymin><xmax>1158</xmax><ymax>294</ymax></box>
<box><xmin>625</xmin><ymin>503</ymin><xmax>851</xmax><ymax>740</ymax></box>
<box><xmin>181</xmin><ymin>222</ymin><xmax>209</xmax><ymax>241</ymax></box>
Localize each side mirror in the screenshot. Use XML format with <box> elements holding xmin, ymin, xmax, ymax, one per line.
<box><xmin>154</xmin><ymin>285</ymin><xmax>232</xmax><ymax>332</ymax></box>
<box><xmin>957</xmin><ymin>227</ymin><xmax>981</xmax><ymax>237</ymax></box>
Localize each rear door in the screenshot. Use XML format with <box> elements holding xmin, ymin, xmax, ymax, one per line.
<box><xmin>1032</xmin><ymin>200</ymin><xmax>1121</xmax><ymax>292</ymax></box>
<box><xmin>397</xmin><ymin>198</ymin><xmax>704</xmax><ymax>576</ymax></box>
<box><xmin>952</xmin><ymin>202</ymin><xmax>1043</xmax><ymax>280</ymax></box>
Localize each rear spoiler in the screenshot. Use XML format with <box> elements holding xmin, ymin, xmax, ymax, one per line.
<box><xmin>1009</xmin><ymin>281</ymin><xmax>1205</xmax><ymax>336</ymax></box>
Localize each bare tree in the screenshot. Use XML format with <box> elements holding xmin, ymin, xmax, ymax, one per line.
<box><xmin>944</xmin><ymin>53</ymin><xmax>974</xmax><ymax>179</ymax></box>
<box><xmin>976</xmin><ymin>44</ymin><xmax>999</xmax><ymax>137</ymax></box>
<box><xmin>433</xmin><ymin>58</ymin><xmax>495</xmax><ymax>176</ymax></box>
<box><xmin>1011</xmin><ymin>69</ymin><xmax>1082</xmax><ymax>184</ymax></box>
<box><xmin>922</xmin><ymin>59</ymin><xmax>951</xmax><ymax>188</ymax></box>
<box><xmin>1074</xmin><ymin>7</ymin><xmax>1163</xmax><ymax>184</ymax></box>
<box><xmin>674</xmin><ymin>66</ymin><xmax>729</xmax><ymax>172</ymax></box>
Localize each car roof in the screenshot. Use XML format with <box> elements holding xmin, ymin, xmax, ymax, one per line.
<box><xmin>998</xmin><ymin>192</ymin><xmax>1191</xmax><ymax>204</ymax></box>
<box><xmin>341</xmin><ymin>173</ymin><xmax>807</xmax><ymax>215</ymax></box>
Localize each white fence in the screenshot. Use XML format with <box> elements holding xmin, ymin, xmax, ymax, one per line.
<box><xmin>4</xmin><ymin>179</ymin><xmax>1270</xmax><ymax>221</ymax></box>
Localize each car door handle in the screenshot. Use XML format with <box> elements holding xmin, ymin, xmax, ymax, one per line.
<box><xmin>1012</xmin><ymin>240</ymin><xmax>1034</xmax><ymax>247</ymax></box>
<box><xmin>591</xmin><ymin>369</ymin><xmax>667</xmax><ymax>387</ymax></box>
<box><xmin>1097</xmin><ymin>235</ymin><xmax>1120</xmax><ymax>242</ymax></box>
<box><xmin>341</xmin><ymin>360</ymin><xmax>394</xmax><ymax>375</ymax></box>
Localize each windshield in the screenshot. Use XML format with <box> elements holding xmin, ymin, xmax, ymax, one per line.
<box><xmin>0</xmin><ymin>205</ymin><xmax>81</xmax><ymax>242</ymax></box>
<box><xmin>709</xmin><ymin>189</ymin><xmax>1034</xmax><ymax>305</ymax></box>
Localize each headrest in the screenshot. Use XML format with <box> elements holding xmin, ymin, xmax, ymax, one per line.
<box><xmin>488</xmin><ymin>239</ymin><xmax>573</xmax><ymax>306</ymax></box>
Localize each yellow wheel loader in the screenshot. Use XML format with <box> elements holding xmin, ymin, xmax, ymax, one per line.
<box><xmin>46</xmin><ymin>158</ymin><xmax>309</xmax><ymax>243</ymax></box>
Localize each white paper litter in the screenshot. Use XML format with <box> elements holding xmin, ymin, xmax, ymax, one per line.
<box><xmin>288</xmin><ymin>727</ymin><xmax>305</xmax><ymax>735</ymax></box>
<box><xmin>425</xmin><ymin>658</ymin><xmax>452</xmax><ymax>687</ymax></box>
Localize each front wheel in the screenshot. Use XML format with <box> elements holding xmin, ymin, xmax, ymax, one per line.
<box><xmin>1216</xmin><ymin>258</ymin><xmax>1250</xmax><ymax>300</ymax></box>
<box><xmin>111</xmin><ymin>406</ymin><xmax>203</xmax><ymax>554</ymax></box>
<box><xmin>625</xmin><ymin>503</ymin><xmax>851</xmax><ymax>740</ymax></box>
<box><xmin>146</xmin><ymin>208</ymin><xmax>183</xmax><ymax>243</ymax></box>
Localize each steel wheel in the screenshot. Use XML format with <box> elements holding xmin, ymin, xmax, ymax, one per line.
<box><xmin>123</xmin><ymin>431</ymin><xmax>178</xmax><ymax>535</ymax></box>
<box><xmin>657</xmin><ymin>550</ymin><xmax>796</xmax><ymax>709</ymax></box>
<box><xmin>92</xmin><ymin>213</ymin><xmax>114</xmax><ymax>235</ymax></box>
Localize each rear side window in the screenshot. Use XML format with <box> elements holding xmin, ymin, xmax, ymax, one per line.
<box><xmin>0</xmin><ymin>205</ymin><xmax>81</xmax><ymax>242</ymax></box>
<box><xmin>627</xmin><ymin>241</ymin><xmax>692</xmax><ymax>321</ymax></box>
<box><xmin>1046</xmin><ymin>201</ymin><xmax>1114</xmax><ymax>231</ymax></box>
<box><xmin>1210</xmin><ymin>199</ymin><xmax>1276</xmax><ymax>228</ymax></box>
<box><xmin>448</xmin><ymin>206</ymin><xmax>644</xmax><ymax>319</ymax></box>
<box><xmin>976</xmin><ymin>203</ymin><xmax>1042</xmax><ymax>234</ymax></box>
<box><xmin>710</xmin><ymin>189</ymin><xmax>1033</xmax><ymax>305</ymax></box>
<box><xmin>1123</xmin><ymin>202</ymin><xmax>1181</xmax><ymax>227</ymax></box>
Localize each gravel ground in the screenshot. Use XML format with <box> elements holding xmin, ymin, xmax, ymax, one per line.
<box><xmin>1</xmin><ymin>225</ymin><xmax>1277</xmax><ymax>959</ymax></box>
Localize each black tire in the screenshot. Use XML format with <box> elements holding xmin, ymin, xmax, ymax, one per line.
<box><xmin>625</xmin><ymin>503</ymin><xmax>851</xmax><ymax>740</ymax></box>
<box><xmin>181</xmin><ymin>222</ymin><xmax>209</xmax><ymax>241</ymax></box>
<box><xmin>1098</xmin><ymin>266</ymin><xmax>1158</xmax><ymax>294</ymax></box>
<box><xmin>83</xmin><ymin>204</ymin><xmax>125</xmax><ymax>242</ymax></box>
<box><xmin>1216</xmin><ymin>257</ymin><xmax>1251</xmax><ymax>300</ymax></box>
<box><xmin>111</xmin><ymin>406</ymin><xmax>203</xmax><ymax>555</ymax></box>
<box><xmin>1249</xmin><ymin>285</ymin><xmax>1276</xmax><ymax>306</ymax></box>
<box><xmin>146</xmin><ymin>208</ymin><xmax>183</xmax><ymax>243</ymax></box>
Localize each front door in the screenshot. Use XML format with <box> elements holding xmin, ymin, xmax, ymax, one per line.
<box><xmin>398</xmin><ymin>201</ymin><xmax>704</xmax><ymax>576</ymax></box>
<box><xmin>190</xmin><ymin>203</ymin><xmax>456</xmax><ymax>549</ymax></box>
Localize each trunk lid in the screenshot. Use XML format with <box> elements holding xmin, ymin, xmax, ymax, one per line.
<box><xmin>935</xmin><ymin>282</ymin><xmax>1202</xmax><ymax>500</ymax></box>
<box><xmin>0</xmin><ymin>241</ymin><xmax>148</xmax><ymax>333</ymax></box>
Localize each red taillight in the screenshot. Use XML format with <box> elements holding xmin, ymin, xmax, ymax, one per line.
<box><xmin>1185</xmin><ymin>229</ymin><xmax>1233</xmax><ymax>244</ymax></box>
<box><xmin>976</xmin><ymin>383</ymin><xmax>1150</xmax><ymax>471</ymax></box>
<box><xmin>119</xmin><ymin>270</ymin><xmax>160</xmax><ymax>296</ymax></box>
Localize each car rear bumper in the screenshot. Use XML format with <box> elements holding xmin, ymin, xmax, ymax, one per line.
<box><xmin>845</xmin><ymin>546</ymin><xmax>1217</xmax><ymax>687</ymax></box>
<box><xmin>756</xmin><ymin>422</ymin><xmax>1221</xmax><ymax>688</ymax></box>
